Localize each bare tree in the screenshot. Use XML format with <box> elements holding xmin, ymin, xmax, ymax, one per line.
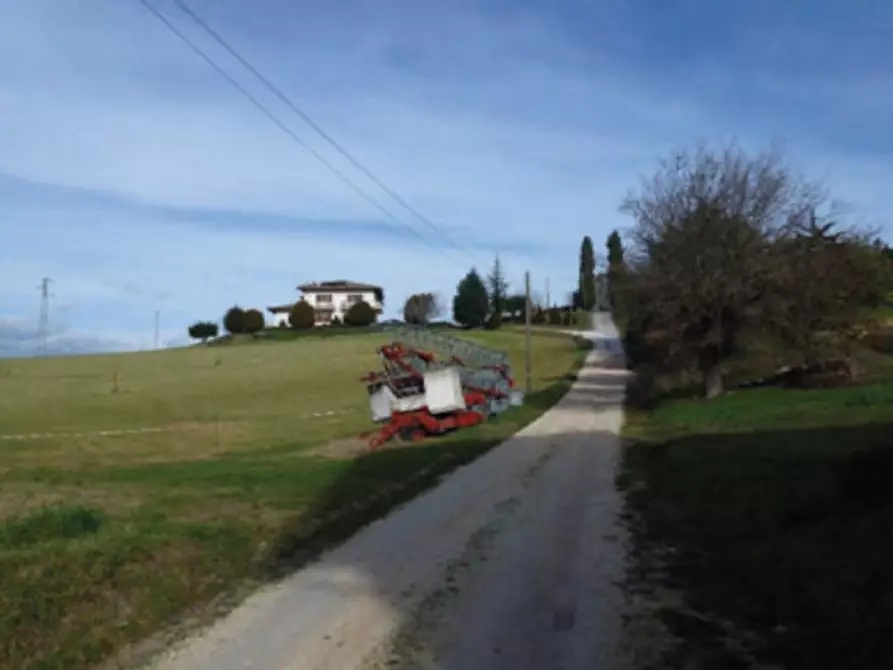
<box><xmin>403</xmin><ymin>292</ymin><xmax>442</xmax><ymax>325</ymax></box>
<box><xmin>619</xmin><ymin>142</ymin><xmax>861</xmax><ymax>398</ymax></box>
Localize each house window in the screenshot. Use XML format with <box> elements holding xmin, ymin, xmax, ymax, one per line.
<box><xmin>316</xmin><ymin>294</ymin><xmax>333</xmax><ymax>304</ymax></box>
<box><xmin>315</xmin><ymin>310</ymin><xmax>331</xmax><ymax>323</ymax></box>
<box><xmin>347</xmin><ymin>293</ymin><xmax>364</xmax><ymax>304</ymax></box>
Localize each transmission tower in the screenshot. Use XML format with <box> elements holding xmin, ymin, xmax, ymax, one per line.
<box><xmin>37</xmin><ymin>277</ymin><xmax>52</xmax><ymax>355</ymax></box>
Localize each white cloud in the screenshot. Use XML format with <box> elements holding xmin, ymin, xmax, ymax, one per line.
<box><xmin>0</xmin><ymin>0</ymin><xmax>692</xmax><ymax>238</ymax></box>
<box><xmin>0</xmin><ymin>0</ymin><xmax>890</xmax><ymax>356</ymax></box>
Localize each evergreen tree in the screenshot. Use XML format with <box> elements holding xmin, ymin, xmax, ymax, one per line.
<box><xmin>578</xmin><ymin>236</ymin><xmax>596</xmax><ymax>311</ymax></box>
<box><xmin>606</xmin><ymin>230</ymin><xmax>625</xmax><ymax>265</ymax></box>
<box><xmin>605</xmin><ymin>230</ymin><xmax>627</xmax><ymax>310</ymax></box>
<box><xmin>452</xmin><ymin>268</ymin><xmax>490</xmax><ymax>328</ymax></box>
<box><xmin>487</xmin><ymin>255</ymin><xmax>509</xmax><ymax>317</ymax></box>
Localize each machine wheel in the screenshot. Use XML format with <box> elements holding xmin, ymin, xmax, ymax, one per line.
<box><xmin>398</xmin><ymin>427</ymin><xmax>428</xmax><ymax>442</ymax></box>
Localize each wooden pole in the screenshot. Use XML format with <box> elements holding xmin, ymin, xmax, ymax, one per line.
<box><xmin>524</xmin><ymin>270</ymin><xmax>532</xmax><ymax>394</ymax></box>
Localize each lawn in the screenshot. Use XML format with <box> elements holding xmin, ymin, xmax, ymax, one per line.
<box><xmin>0</xmin><ymin>328</ymin><xmax>589</xmax><ymax>670</ymax></box>
<box><xmin>619</xmin><ymin>328</ymin><xmax>893</xmax><ymax>669</ymax></box>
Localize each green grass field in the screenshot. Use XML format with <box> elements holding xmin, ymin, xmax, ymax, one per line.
<box><xmin>0</xmin><ymin>328</ymin><xmax>589</xmax><ymax>670</ymax></box>
<box><xmin>619</xmin><ymin>326</ymin><xmax>893</xmax><ymax>669</ymax></box>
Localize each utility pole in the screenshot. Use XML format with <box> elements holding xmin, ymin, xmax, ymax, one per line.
<box><xmin>36</xmin><ymin>277</ymin><xmax>52</xmax><ymax>355</ymax></box>
<box><xmin>153</xmin><ymin>310</ymin><xmax>160</xmax><ymax>350</ymax></box>
<box><xmin>524</xmin><ymin>270</ymin><xmax>532</xmax><ymax>395</ymax></box>
<box><xmin>545</xmin><ymin>277</ymin><xmax>550</xmax><ymax>309</ymax></box>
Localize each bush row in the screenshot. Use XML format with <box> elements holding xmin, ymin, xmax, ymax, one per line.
<box><xmin>188</xmin><ymin>300</ymin><xmax>378</xmax><ymax>342</ymax></box>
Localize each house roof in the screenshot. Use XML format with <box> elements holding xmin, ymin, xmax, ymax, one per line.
<box><xmin>297</xmin><ymin>280</ymin><xmax>382</xmax><ymax>293</ymax></box>
<box><xmin>267</xmin><ymin>303</ymin><xmax>295</xmax><ymax>313</ymax></box>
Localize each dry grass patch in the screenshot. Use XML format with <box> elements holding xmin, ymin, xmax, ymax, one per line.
<box><xmin>0</xmin><ymin>483</ymin><xmax>145</xmax><ymax>520</ymax></box>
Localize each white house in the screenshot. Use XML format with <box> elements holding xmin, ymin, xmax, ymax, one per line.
<box><xmin>267</xmin><ymin>280</ymin><xmax>384</xmax><ymax>327</ymax></box>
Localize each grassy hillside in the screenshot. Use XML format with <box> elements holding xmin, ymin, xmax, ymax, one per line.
<box><xmin>619</xmin><ymin>327</ymin><xmax>893</xmax><ymax>669</ymax></box>
<box><xmin>1</xmin><ymin>332</ymin><xmax>390</xmax><ymax>463</ymax></box>
<box><xmin>0</xmin><ymin>328</ymin><xmax>589</xmax><ymax>670</ymax></box>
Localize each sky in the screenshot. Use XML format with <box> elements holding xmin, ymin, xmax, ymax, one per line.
<box><xmin>1</xmin><ymin>0</ymin><xmax>891</xmax><ymax>357</ymax></box>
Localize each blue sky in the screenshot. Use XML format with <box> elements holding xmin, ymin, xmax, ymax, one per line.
<box><xmin>1</xmin><ymin>0</ymin><xmax>890</xmax><ymax>357</ymax></box>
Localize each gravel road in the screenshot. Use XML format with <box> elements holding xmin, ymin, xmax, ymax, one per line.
<box><xmin>144</xmin><ymin>314</ymin><xmax>635</xmax><ymax>670</ymax></box>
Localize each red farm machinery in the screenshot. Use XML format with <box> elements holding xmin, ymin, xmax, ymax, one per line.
<box><xmin>361</xmin><ymin>326</ymin><xmax>524</xmax><ymax>449</ymax></box>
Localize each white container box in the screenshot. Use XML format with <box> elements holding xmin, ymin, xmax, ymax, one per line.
<box><xmin>423</xmin><ymin>367</ymin><xmax>467</xmax><ymax>415</ymax></box>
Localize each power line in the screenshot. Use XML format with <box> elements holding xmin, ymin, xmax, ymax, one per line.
<box><xmin>169</xmin><ymin>0</ymin><xmax>485</xmax><ymax>268</ymax></box>
<box><xmin>137</xmin><ymin>0</ymin><xmax>474</xmax><ymax>269</ymax></box>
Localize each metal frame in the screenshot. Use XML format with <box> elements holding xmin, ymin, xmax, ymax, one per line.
<box><xmin>360</xmin><ymin>334</ymin><xmax>520</xmax><ymax>450</ymax></box>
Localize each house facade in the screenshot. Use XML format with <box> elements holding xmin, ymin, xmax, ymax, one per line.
<box><xmin>267</xmin><ymin>280</ymin><xmax>384</xmax><ymax>327</ymax></box>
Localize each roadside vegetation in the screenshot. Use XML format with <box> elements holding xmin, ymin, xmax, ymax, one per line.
<box><xmin>612</xmin><ymin>142</ymin><xmax>893</xmax><ymax>668</ymax></box>
<box><xmin>0</xmin><ymin>328</ymin><xmax>588</xmax><ymax>670</ymax></box>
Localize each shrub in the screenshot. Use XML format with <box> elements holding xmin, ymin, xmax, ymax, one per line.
<box><xmin>288</xmin><ymin>300</ymin><xmax>315</xmax><ymax>330</ymax></box>
<box><xmin>223</xmin><ymin>306</ymin><xmax>246</xmax><ymax>334</ymax></box>
<box><xmin>187</xmin><ymin>321</ymin><xmax>219</xmax><ymax>342</ymax></box>
<box><xmin>623</xmin><ymin>312</ymin><xmax>659</xmax><ymax>369</ymax></box>
<box><xmin>330</xmin><ymin>315</ymin><xmax>342</xmax><ymax>327</ymax></box>
<box><xmin>548</xmin><ymin>308</ymin><xmax>563</xmax><ymax>325</ymax></box>
<box><xmin>344</xmin><ymin>300</ymin><xmax>377</xmax><ymax>327</ymax></box>
<box><xmin>484</xmin><ymin>312</ymin><xmax>503</xmax><ymax>330</ymax></box>
<box><xmin>573</xmin><ymin>309</ymin><xmax>591</xmax><ymax>329</ymax></box>
<box><xmin>243</xmin><ymin>308</ymin><xmax>265</xmax><ymax>335</ymax></box>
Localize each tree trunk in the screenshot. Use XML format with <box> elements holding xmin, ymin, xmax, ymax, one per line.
<box><xmin>703</xmin><ymin>364</ymin><xmax>724</xmax><ymax>399</ymax></box>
